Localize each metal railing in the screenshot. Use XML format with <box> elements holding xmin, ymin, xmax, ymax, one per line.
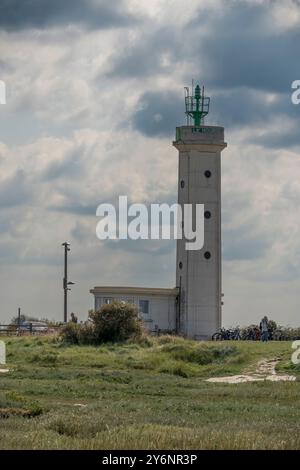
<box><xmin>0</xmin><ymin>324</ymin><xmax>62</xmax><ymax>336</ymax></box>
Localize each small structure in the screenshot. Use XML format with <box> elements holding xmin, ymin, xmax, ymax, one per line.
<box><xmin>90</xmin><ymin>286</ymin><xmax>179</xmax><ymax>333</ymax></box>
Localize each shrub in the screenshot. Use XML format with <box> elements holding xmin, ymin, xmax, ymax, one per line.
<box><xmin>61</xmin><ymin>322</ymin><xmax>81</xmax><ymax>345</ymax></box>
<box><xmin>78</xmin><ymin>322</ymin><xmax>96</xmax><ymax>344</ymax></box>
<box><xmin>61</xmin><ymin>301</ymin><xmax>144</xmax><ymax>345</ymax></box>
<box><xmin>90</xmin><ymin>301</ymin><xmax>143</xmax><ymax>343</ymax></box>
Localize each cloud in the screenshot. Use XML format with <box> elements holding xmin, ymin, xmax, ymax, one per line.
<box><xmin>106</xmin><ymin>1</ymin><xmax>300</xmax><ymax>96</ymax></box>
<box><xmin>193</xmin><ymin>2</ymin><xmax>300</xmax><ymax>93</ymax></box>
<box><xmin>124</xmin><ymin>3</ymin><xmax>300</xmax><ymax>140</ymax></box>
<box><xmin>131</xmin><ymin>90</ymin><xmax>182</xmax><ymax>137</ymax></box>
<box><xmin>130</xmin><ymin>86</ymin><xmax>300</xmax><ymax>141</ymax></box>
<box><xmin>223</xmin><ymin>227</ymin><xmax>270</xmax><ymax>261</ymax></box>
<box><xmin>0</xmin><ymin>170</ymin><xmax>32</xmax><ymax>207</ymax></box>
<box><xmin>0</xmin><ymin>0</ymin><xmax>138</xmax><ymax>31</ymax></box>
<box><xmin>42</xmin><ymin>147</ymin><xmax>86</xmax><ymax>181</ymax></box>
<box><xmin>106</xmin><ymin>238</ymin><xmax>175</xmax><ymax>256</ymax></box>
<box><xmin>106</xmin><ymin>27</ymin><xmax>180</xmax><ymax>78</ymax></box>
<box><xmin>256</xmin><ymin>124</ymin><xmax>300</xmax><ymax>149</ymax></box>
<box><xmin>49</xmin><ymin>202</ymin><xmax>97</xmax><ymax>216</ymax></box>
<box><xmin>108</xmin><ymin>0</ymin><xmax>300</xmax><ymax>142</ymax></box>
<box><xmin>0</xmin><ymin>59</ymin><xmax>13</xmax><ymax>73</ymax></box>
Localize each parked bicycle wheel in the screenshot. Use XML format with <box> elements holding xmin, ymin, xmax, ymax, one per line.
<box><xmin>212</xmin><ymin>332</ymin><xmax>223</xmax><ymax>341</ymax></box>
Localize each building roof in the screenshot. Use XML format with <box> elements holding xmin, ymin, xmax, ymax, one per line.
<box><xmin>90</xmin><ymin>286</ymin><xmax>179</xmax><ymax>297</ymax></box>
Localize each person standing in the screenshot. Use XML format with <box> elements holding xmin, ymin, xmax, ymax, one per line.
<box><xmin>260</xmin><ymin>316</ymin><xmax>269</xmax><ymax>342</ymax></box>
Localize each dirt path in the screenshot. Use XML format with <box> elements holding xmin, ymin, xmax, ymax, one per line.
<box><xmin>206</xmin><ymin>358</ymin><xmax>296</xmax><ymax>384</ymax></box>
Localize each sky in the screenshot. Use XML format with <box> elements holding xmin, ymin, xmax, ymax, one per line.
<box><xmin>0</xmin><ymin>0</ymin><xmax>300</xmax><ymax>326</ymax></box>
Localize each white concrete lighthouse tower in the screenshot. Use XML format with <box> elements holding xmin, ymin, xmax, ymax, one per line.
<box><xmin>174</xmin><ymin>85</ymin><xmax>227</xmax><ymax>339</ymax></box>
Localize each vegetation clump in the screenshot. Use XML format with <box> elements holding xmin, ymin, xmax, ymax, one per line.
<box><xmin>61</xmin><ymin>301</ymin><xmax>144</xmax><ymax>345</ymax></box>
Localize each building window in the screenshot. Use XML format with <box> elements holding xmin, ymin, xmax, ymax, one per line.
<box><xmin>204</xmin><ymin>210</ymin><xmax>211</xmax><ymax>219</ymax></box>
<box><xmin>204</xmin><ymin>170</ymin><xmax>211</xmax><ymax>178</ymax></box>
<box><xmin>180</xmin><ymin>180</ymin><xmax>185</xmax><ymax>188</ymax></box>
<box><xmin>204</xmin><ymin>251</ymin><xmax>211</xmax><ymax>260</ymax></box>
<box><xmin>139</xmin><ymin>300</ymin><xmax>149</xmax><ymax>315</ymax></box>
<box><xmin>179</xmin><ymin>261</ymin><xmax>183</xmax><ymax>269</ymax></box>
<box><xmin>103</xmin><ymin>297</ymin><xmax>113</xmax><ymax>304</ymax></box>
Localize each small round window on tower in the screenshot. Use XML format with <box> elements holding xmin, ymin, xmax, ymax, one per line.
<box><xmin>180</xmin><ymin>180</ymin><xmax>185</xmax><ymax>188</ymax></box>
<box><xmin>179</xmin><ymin>262</ymin><xmax>183</xmax><ymax>269</ymax></box>
<box><xmin>204</xmin><ymin>251</ymin><xmax>211</xmax><ymax>260</ymax></box>
<box><xmin>204</xmin><ymin>210</ymin><xmax>211</xmax><ymax>219</ymax></box>
<box><xmin>204</xmin><ymin>170</ymin><xmax>212</xmax><ymax>178</ymax></box>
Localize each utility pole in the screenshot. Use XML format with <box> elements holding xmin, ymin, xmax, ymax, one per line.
<box><xmin>18</xmin><ymin>307</ymin><xmax>21</xmax><ymax>327</ymax></box>
<box><xmin>62</xmin><ymin>242</ymin><xmax>74</xmax><ymax>323</ymax></box>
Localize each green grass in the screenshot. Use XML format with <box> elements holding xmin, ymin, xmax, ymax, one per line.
<box><xmin>0</xmin><ymin>335</ymin><xmax>299</xmax><ymax>449</ymax></box>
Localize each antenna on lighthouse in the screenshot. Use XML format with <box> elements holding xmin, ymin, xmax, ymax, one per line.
<box><xmin>184</xmin><ymin>83</ymin><xmax>210</xmax><ymax>126</ymax></box>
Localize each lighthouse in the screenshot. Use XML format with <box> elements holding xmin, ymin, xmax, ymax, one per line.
<box><xmin>173</xmin><ymin>85</ymin><xmax>227</xmax><ymax>339</ymax></box>
<box><xmin>91</xmin><ymin>84</ymin><xmax>227</xmax><ymax>340</ymax></box>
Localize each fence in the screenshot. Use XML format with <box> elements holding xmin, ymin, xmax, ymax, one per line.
<box><xmin>0</xmin><ymin>324</ymin><xmax>62</xmax><ymax>336</ymax></box>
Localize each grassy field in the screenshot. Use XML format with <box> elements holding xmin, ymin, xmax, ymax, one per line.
<box><xmin>0</xmin><ymin>335</ymin><xmax>300</xmax><ymax>449</ymax></box>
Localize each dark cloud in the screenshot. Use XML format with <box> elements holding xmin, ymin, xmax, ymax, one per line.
<box><xmin>106</xmin><ymin>28</ymin><xmax>179</xmax><ymax>78</ymax></box>
<box><xmin>124</xmin><ymin>3</ymin><xmax>300</xmax><ymax>140</ymax></box>
<box><xmin>130</xmin><ymin>84</ymin><xmax>300</xmax><ymax>147</ymax></box>
<box><xmin>193</xmin><ymin>3</ymin><xmax>300</xmax><ymax>93</ymax></box>
<box><xmin>108</xmin><ymin>1</ymin><xmax>300</xmax><ymax>141</ymax></box>
<box><xmin>130</xmin><ymin>87</ymin><xmax>299</xmax><ymax>139</ymax></box>
<box><xmin>190</xmin><ymin>2</ymin><xmax>269</xmax><ymax>35</ymax></box>
<box><xmin>0</xmin><ymin>0</ymin><xmax>137</xmax><ymax>31</ymax></box>
<box><xmin>210</xmin><ymin>88</ymin><xmax>274</xmax><ymax>128</ymax></box>
<box><xmin>212</xmin><ymin>88</ymin><xmax>300</xmax><ymax>130</ymax></box>
<box><xmin>131</xmin><ymin>90</ymin><xmax>183</xmax><ymax>137</ymax></box>
<box><xmin>106</xmin><ymin>2</ymin><xmax>300</xmax><ymax>95</ymax></box>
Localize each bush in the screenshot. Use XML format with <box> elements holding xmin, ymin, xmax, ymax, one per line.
<box><xmin>78</xmin><ymin>322</ymin><xmax>96</xmax><ymax>344</ymax></box>
<box><xmin>90</xmin><ymin>302</ymin><xmax>143</xmax><ymax>343</ymax></box>
<box><xmin>61</xmin><ymin>322</ymin><xmax>81</xmax><ymax>344</ymax></box>
<box><xmin>61</xmin><ymin>301</ymin><xmax>144</xmax><ymax>345</ymax></box>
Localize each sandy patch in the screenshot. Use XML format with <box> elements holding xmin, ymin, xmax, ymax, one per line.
<box><xmin>206</xmin><ymin>359</ymin><xmax>296</xmax><ymax>384</ymax></box>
